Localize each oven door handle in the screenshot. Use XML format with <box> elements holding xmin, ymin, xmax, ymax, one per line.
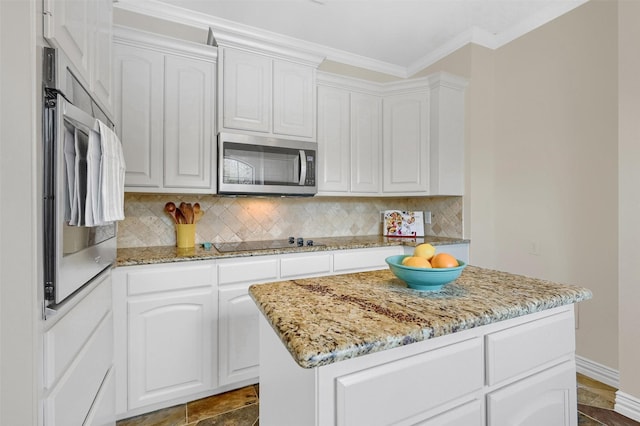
<box><xmin>298</xmin><ymin>150</ymin><xmax>307</xmax><ymax>186</ymax></box>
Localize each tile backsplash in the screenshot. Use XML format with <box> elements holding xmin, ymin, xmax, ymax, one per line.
<box><xmin>117</xmin><ymin>194</ymin><xmax>463</xmax><ymax>248</ymax></box>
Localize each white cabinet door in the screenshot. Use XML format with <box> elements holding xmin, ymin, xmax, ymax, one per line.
<box><xmin>218</xmin><ymin>286</ymin><xmax>260</xmax><ymax>386</ymax></box>
<box><xmin>91</xmin><ymin>0</ymin><xmax>113</xmax><ymax>114</ymax></box>
<box><xmin>113</xmin><ymin>44</ymin><xmax>164</xmax><ymax>189</ymax></box>
<box><xmin>273</xmin><ymin>60</ymin><xmax>315</xmax><ymax>138</ymax></box>
<box><xmin>428</xmin><ymin>75</ymin><xmax>466</xmax><ymax>195</ymax></box>
<box><xmin>317</xmin><ymin>86</ymin><xmax>350</xmax><ymax>192</ymax></box>
<box><xmin>350</xmin><ymin>92</ymin><xmax>381</xmax><ymax>193</ymax></box>
<box><xmin>222</xmin><ymin>48</ymin><xmax>271</xmax><ymax>133</ymax></box>
<box><xmin>128</xmin><ymin>287</ymin><xmax>215</xmax><ymax>409</ymax></box>
<box><xmin>164</xmin><ymin>55</ymin><xmax>215</xmax><ymax>190</ymax></box>
<box><xmin>487</xmin><ymin>361</ymin><xmax>577</xmax><ymax>426</ymax></box>
<box><xmin>44</xmin><ymin>0</ymin><xmax>92</xmax><ymax>84</ymax></box>
<box><xmin>383</xmin><ymin>92</ymin><xmax>429</xmax><ymax>193</ymax></box>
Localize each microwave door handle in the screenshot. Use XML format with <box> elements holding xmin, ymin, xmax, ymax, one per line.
<box><xmin>298</xmin><ymin>150</ymin><xmax>307</xmax><ymax>186</ymax></box>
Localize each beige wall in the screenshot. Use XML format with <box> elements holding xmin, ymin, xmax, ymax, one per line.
<box><xmin>421</xmin><ymin>1</ymin><xmax>620</xmax><ymax>371</ymax></box>
<box><xmin>493</xmin><ymin>0</ymin><xmax>619</xmax><ymax>368</ymax></box>
<box><xmin>617</xmin><ymin>0</ymin><xmax>640</xmax><ymax>400</ymax></box>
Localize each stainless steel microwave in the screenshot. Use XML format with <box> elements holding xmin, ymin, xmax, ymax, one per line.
<box><xmin>218</xmin><ymin>132</ymin><xmax>317</xmax><ymax>196</ymax></box>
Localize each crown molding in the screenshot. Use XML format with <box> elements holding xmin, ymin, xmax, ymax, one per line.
<box><xmin>114</xmin><ymin>0</ymin><xmax>325</xmax><ymax>67</ymax></box>
<box><xmin>317</xmin><ymin>70</ymin><xmax>467</xmax><ymax>98</ymax></box>
<box><xmin>113</xmin><ymin>25</ymin><xmax>218</xmax><ymax>61</ymax></box>
<box><xmin>115</xmin><ymin>0</ymin><xmax>588</xmax><ymax>79</ymax></box>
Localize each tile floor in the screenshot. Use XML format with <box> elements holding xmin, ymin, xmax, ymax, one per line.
<box><xmin>117</xmin><ymin>375</ymin><xmax>639</xmax><ymax>425</ymax></box>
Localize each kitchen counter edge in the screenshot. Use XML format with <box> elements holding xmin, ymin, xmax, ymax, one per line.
<box><xmin>115</xmin><ymin>235</ymin><xmax>469</xmax><ymax>267</ymax></box>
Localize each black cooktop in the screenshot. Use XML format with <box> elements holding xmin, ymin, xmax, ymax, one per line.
<box><xmin>214</xmin><ymin>238</ymin><xmax>324</xmax><ymax>253</ymax></box>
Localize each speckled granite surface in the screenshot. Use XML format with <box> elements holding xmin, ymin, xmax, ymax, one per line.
<box><xmin>116</xmin><ymin>235</ymin><xmax>468</xmax><ymax>266</ymax></box>
<box><xmin>249</xmin><ymin>266</ymin><xmax>592</xmax><ymax>369</ymax></box>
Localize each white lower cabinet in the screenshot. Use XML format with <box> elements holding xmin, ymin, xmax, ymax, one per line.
<box><xmin>112</xmin><ymin>244</ymin><xmax>471</xmax><ymax>419</ymax></box>
<box><xmin>127</xmin><ymin>287</ymin><xmax>215</xmax><ymax>409</ymax></box>
<box><xmin>112</xmin><ymin>261</ymin><xmax>217</xmax><ymax>416</ymax></box>
<box><xmin>43</xmin><ymin>269</ymin><xmax>114</xmax><ymax>426</ymax></box>
<box><xmin>218</xmin><ymin>285</ymin><xmax>260</xmax><ymax>386</ymax></box>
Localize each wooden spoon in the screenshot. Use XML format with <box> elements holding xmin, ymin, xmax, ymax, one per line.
<box><xmin>193</xmin><ymin>203</ymin><xmax>203</xmax><ymax>223</ymax></box>
<box><xmin>186</xmin><ymin>203</ymin><xmax>194</xmax><ymax>224</ymax></box>
<box><xmin>164</xmin><ymin>202</ymin><xmax>178</xmax><ymax>224</ymax></box>
<box><xmin>175</xmin><ymin>208</ymin><xmax>187</xmax><ymax>224</ymax></box>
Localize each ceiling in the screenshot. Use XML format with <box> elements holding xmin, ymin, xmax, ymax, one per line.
<box><xmin>118</xmin><ymin>0</ymin><xmax>588</xmax><ymax>77</ymax></box>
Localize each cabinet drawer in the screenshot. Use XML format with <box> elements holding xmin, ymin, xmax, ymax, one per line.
<box><xmin>335</xmin><ymin>338</ymin><xmax>483</xmax><ymax>426</ymax></box>
<box><xmin>44</xmin><ymin>272</ymin><xmax>111</xmax><ymax>389</ymax></box>
<box><xmin>280</xmin><ymin>253</ymin><xmax>331</xmax><ymax>278</ymax></box>
<box><xmin>333</xmin><ymin>246</ymin><xmax>403</xmax><ymax>273</ymax></box>
<box><xmin>218</xmin><ymin>258</ymin><xmax>279</xmax><ymax>285</ymax></box>
<box><xmin>486</xmin><ymin>310</ymin><xmax>575</xmax><ymax>385</ymax></box>
<box><xmin>126</xmin><ymin>262</ymin><xmax>214</xmax><ymax>295</ymax></box>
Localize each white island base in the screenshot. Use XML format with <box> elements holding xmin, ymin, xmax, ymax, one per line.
<box><xmin>258</xmin><ymin>305</ymin><xmax>579</xmax><ymax>426</ymax></box>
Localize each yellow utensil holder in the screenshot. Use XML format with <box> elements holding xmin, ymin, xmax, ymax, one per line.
<box><xmin>176</xmin><ymin>224</ymin><xmax>196</xmax><ymax>248</ymax></box>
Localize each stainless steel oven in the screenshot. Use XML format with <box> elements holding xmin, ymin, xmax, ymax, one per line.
<box><xmin>42</xmin><ymin>47</ymin><xmax>116</xmax><ymax>317</ymax></box>
<box><xmin>218</xmin><ymin>132</ymin><xmax>317</xmax><ymax>196</ymax></box>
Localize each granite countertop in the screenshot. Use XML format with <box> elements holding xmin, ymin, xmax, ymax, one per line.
<box><xmin>248</xmin><ymin>266</ymin><xmax>592</xmax><ymax>369</ymax></box>
<box><xmin>116</xmin><ymin>235</ymin><xmax>469</xmax><ymax>266</ymax></box>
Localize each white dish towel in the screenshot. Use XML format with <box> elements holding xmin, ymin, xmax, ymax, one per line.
<box><xmin>96</xmin><ymin>120</ymin><xmax>126</xmax><ymax>223</ymax></box>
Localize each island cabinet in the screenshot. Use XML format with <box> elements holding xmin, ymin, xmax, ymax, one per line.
<box><xmin>113</xmin><ymin>26</ymin><xmax>217</xmax><ymax>193</ymax></box>
<box><xmin>111</xmin><ymin>261</ymin><xmax>217</xmax><ymax>417</ymax></box>
<box><xmin>219</xmin><ymin>47</ymin><xmax>319</xmax><ymax>140</ymax></box>
<box><xmin>258</xmin><ymin>305</ymin><xmax>578</xmax><ymax>426</ymax></box>
<box><xmin>43</xmin><ymin>0</ymin><xmax>114</xmax><ymax>116</ymax></box>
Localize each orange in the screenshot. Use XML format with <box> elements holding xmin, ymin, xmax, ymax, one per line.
<box><xmin>401</xmin><ymin>256</ymin><xmax>432</xmax><ymax>268</ymax></box>
<box><xmin>413</xmin><ymin>243</ymin><xmax>436</xmax><ymax>260</ymax></box>
<box><xmin>430</xmin><ymin>253</ymin><xmax>459</xmax><ymax>268</ymax></box>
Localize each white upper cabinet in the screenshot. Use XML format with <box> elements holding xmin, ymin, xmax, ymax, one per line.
<box><xmin>382</xmin><ymin>91</ymin><xmax>430</xmax><ymax>193</ymax></box>
<box><xmin>222</xmin><ymin>49</ymin><xmax>271</xmax><ymax>133</ymax></box>
<box><xmin>163</xmin><ymin>55</ymin><xmax>214</xmax><ymax>189</ymax></box>
<box><xmin>351</xmin><ymin>92</ymin><xmax>382</xmax><ymax>193</ymax></box>
<box><xmin>273</xmin><ymin>61</ymin><xmax>315</xmax><ymax>138</ymax></box>
<box><xmin>220</xmin><ymin>47</ymin><xmax>317</xmax><ymax>140</ymax></box>
<box><xmin>113</xmin><ymin>27</ymin><xmax>217</xmax><ymax>193</ymax></box>
<box><xmin>44</xmin><ymin>0</ymin><xmax>114</xmax><ymax>116</ymax></box>
<box><xmin>317</xmin><ymin>86</ymin><xmax>350</xmax><ymax>192</ymax></box>
<box><xmin>317</xmin><ymin>80</ymin><xmax>382</xmax><ymax>195</ymax></box>
<box><xmin>428</xmin><ymin>74</ymin><xmax>466</xmax><ymax>195</ymax></box>
<box><xmin>317</xmin><ymin>71</ymin><xmax>466</xmax><ymax>197</ymax></box>
<box><xmin>113</xmin><ymin>44</ymin><xmax>164</xmax><ymax>189</ymax></box>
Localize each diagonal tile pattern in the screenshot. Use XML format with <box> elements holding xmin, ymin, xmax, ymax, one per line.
<box><xmin>117</xmin><ymin>375</ymin><xmax>640</xmax><ymax>426</ymax></box>
<box><xmin>117</xmin><ymin>195</ymin><xmax>464</xmax><ymax>248</ymax></box>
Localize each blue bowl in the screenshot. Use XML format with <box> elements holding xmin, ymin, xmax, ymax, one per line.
<box><xmin>385</xmin><ymin>255</ymin><xmax>466</xmax><ymax>291</ymax></box>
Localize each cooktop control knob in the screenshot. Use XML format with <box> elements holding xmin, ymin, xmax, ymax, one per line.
<box><xmin>288</xmin><ymin>236</ymin><xmax>295</xmax><ymax>244</ymax></box>
<box><xmin>297</xmin><ymin>238</ymin><xmax>304</xmax><ymax>247</ymax></box>
<box><xmin>306</xmin><ymin>240</ymin><xmax>314</xmax><ymax>246</ymax></box>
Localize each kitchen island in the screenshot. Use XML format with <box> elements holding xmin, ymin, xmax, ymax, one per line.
<box><xmin>249</xmin><ymin>266</ymin><xmax>592</xmax><ymax>426</ymax></box>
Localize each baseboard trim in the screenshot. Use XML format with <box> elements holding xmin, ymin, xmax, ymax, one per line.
<box><xmin>615</xmin><ymin>391</ymin><xmax>640</xmax><ymax>422</ymax></box>
<box><xmin>575</xmin><ymin>355</ymin><xmax>619</xmax><ymax>388</ymax></box>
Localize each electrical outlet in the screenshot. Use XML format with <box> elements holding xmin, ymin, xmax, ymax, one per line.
<box><xmin>528</xmin><ymin>240</ymin><xmax>540</xmax><ymax>256</ymax></box>
<box><xmin>424</xmin><ymin>211</ymin><xmax>432</xmax><ymax>224</ymax></box>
